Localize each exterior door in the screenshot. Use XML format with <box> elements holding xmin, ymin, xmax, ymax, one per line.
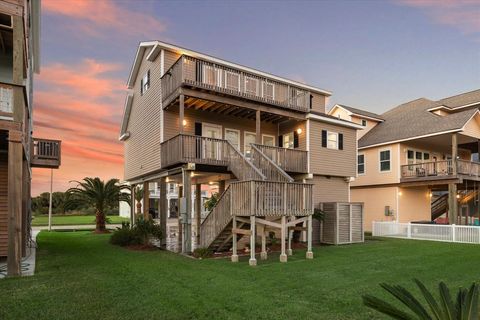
<box><xmin>244</xmin><ymin>132</ymin><xmax>256</xmax><ymax>158</ymax></box>
<box><xmin>202</xmin><ymin>123</ymin><xmax>222</xmax><ymax>160</ymax></box>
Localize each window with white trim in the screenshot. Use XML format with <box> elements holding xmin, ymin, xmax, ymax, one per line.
<box><xmin>262</xmin><ymin>134</ymin><xmax>275</xmax><ymax>146</ymax></box>
<box><xmin>141</xmin><ymin>70</ymin><xmax>150</xmax><ymax>95</ymax></box>
<box><xmin>225</xmin><ymin>128</ymin><xmax>240</xmax><ymax>151</ymax></box>
<box><xmin>358</xmin><ymin>154</ymin><xmax>365</xmax><ymax>175</ymax></box>
<box><xmin>327</xmin><ymin>132</ymin><xmax>339</xmax><ymax>149</ymax></box>
<box><xmin>361</xmin><ymin>119</ymin><xmax>367</xmax><ymax>126</ymax></box>
<box><xmin>283</xmin><ymin>132</ymin><xmax>294</xmax><ymax>149</ymax></box>
<box><xmin>380</xmin><ymin>150</ymin><xmax>391</xmax><ymax>172</ymax></box>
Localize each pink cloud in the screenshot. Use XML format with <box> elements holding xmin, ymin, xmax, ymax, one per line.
<box><xmin>43</xmin><ymin>0</ymin><xmax>166</xmax><ymax>38</ymax></box>
<box><xmin>31</xmin><ymin>59</ymin><xmax>126</xmax><ymax>195</ymax></box>
<box><xmin>398</xmin><ymin>0</ymin><xmax>480</xmax><ymax>36</ymax></box>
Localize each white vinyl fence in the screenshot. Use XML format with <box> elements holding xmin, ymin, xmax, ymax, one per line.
<box><xmin>372</xmin><ymin>221</ymin><xmax>480</xmax><ymax>244</ymax></box>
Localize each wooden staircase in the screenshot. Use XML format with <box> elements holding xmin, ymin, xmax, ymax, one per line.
<box><xmin>199</xmin><ymin>143</ymin><xmax>310</xmax><ymax>252</ymax></box>
<box><xmin>432</xmin><ymin>194</ymin><xmax>448</xmax><ymax>220</ymax></box>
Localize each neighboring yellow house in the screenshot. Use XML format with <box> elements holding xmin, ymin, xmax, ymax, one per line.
<box><xmin>329</xmin><ymin>90</ymin><xmax>480</xmax><ymax>231</ymax></box>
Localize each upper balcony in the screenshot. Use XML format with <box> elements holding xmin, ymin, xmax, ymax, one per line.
<box><xmin>161</xmin><ymin>55</ymin><xmax>311</xmax><ymax>113</ymax></box>
<box><xmin>31</xmin><ymin>138</ymin><xmax>61</xmax><ymax>169</ymax></box>
<box><xmin>400</xmin><ymin>159</ymin><xmax>480</xmax><ymax>184</ymax></box>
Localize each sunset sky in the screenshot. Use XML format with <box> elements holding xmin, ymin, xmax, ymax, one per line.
<box><xmin>31</xmin><ymin>0</ymin><xmax>480</xmax><ymax>195</ymax></box>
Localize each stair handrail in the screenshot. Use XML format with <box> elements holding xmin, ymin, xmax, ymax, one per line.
<box><xmin>200</xmin><ymin>186</ymin><xmax>232</xmax><ymax>248</ymax></box>
<box><xmin>224</xmin><ymin>140</ymin><xmax>266</xmax><ymax>181</ymax></box>
<box><xmin>250</xmin><ymin>144</ymin><xmax>294</xmax><ymax>182</ymax></box>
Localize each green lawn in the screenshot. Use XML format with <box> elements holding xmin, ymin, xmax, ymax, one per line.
<box><xmin>1</xmin><ymin>232</ymin><xmax>479</xmax><ymax>320</ymax></box>
<box><xmin>31</xmin><ymin>215</ymin><xmax>129</xmax><ymax>226</ymax></box>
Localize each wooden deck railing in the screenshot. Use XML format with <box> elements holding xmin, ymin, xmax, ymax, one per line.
<box><xmin>199</xmin><ymin>181</ymin><xmax>313</xmax><ymax>248</ymax></box>
<box><xmin>250</xmin><ymin>144</ymin><xmax>293</xmax><ymax>182</ymax></box>
<box><xmin>160</xmin><ymin>134</ymin><xmax>265</xmax><ymax>180</ymax></box>
<box><xmin>161</xmin><ymin>55</ymin><xmax>311</xmax><ymax>112</ymax></box>
<box><xmin>229</xmin><ymin>181</ymin><xmax>313</xmax><ymax>217</ymax></box>
<box><xmin>400</xmin><ymin>159</ymin><xmax>480</xmax><ymax>180</ymax></box>
<box><xmin>252</xmin><ymin>144</ymin><xmax>308</xmax><ymax>173</ymax></box>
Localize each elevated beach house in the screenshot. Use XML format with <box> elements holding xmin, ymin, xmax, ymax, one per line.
<box><xmin>0</xmin><ymin>0</ymin><xmax>61</xmax><ymax>276</ymax></box>
<box><xmin>120</xmin><ymin>41</ymin><xmax>362</xmax><ymax>264</ymax></box>
<box><xmin>329</xmin><ymin>90</ymin><xmax>480</xmax><ymax>231</ymax></box>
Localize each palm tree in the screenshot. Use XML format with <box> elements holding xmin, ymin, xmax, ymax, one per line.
<box><xmin>363</xmin><ymin>279</ymin><xmax>479</xmax><ymax>320</ymax></box>
<box><xmin>134</xmin><ymin>186</ymin><xmax>144</xmax><ymax>217</ymax></box>
<box><xmin>66</xmin><ymin>177</ymin><xmax>130</xmax><ymax>232</ymax></box>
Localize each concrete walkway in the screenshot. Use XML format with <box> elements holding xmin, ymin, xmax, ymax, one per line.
<box><xmin>32</xmin><ymin>224</ymin><xmax>122</xmax><ymax>231</ymax></box>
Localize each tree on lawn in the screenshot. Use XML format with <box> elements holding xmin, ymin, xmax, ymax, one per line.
<box><xmin>66</xmin><ymin>178</ymin><xmax>130</xmax><ymax>232</ymax></box>
<box><xmin>134</xmin><ymin>185</ymin><xmax>144</xmax><ymax>217</ymax></box>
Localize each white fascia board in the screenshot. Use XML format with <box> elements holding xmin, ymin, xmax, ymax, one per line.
<box><xmin>120</xmin><ymin>94</ymin><xmax>134</xmax><ymax>135</ymax></box>
<box><xmin>131</xmin><ymin>40</ymin><xmax>332</xmax><ymax>96</ymax></box>
<box><xmin>306</xmin><ymin>113</ymin><xmax>364</xmax><ymax>129</ymax></box>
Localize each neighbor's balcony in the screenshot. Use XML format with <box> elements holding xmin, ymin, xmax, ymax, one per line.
<box><xmin>400</xmin><ymin>159</ymin><xmax>480</xmax><ymax>183</ymax></box>
<box><xmin>161</xmin><ymin>55</ymin><xmax>311</xmax><ymax>113</ymax></box>
<box><xmin>31</xmin><ymin>138</ymin><xmax>61</xmax><ymax>169</ymax></box>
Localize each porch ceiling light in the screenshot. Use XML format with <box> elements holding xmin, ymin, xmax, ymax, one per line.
<box><xmin>297</xmin><ymin>128</ymin><xmax>302</xmax><ymax>134</ymax></box>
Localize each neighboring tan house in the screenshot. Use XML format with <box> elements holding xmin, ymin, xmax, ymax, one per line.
<box><xmin>0</xmin><ymin>0</ymin><xmax>61</xmax><ymax>276</ymax></box>
<box><xmin>120</xmin><ymin>41</ymin><xmax>362</xmax><ymax>264</ymax></box>
<box><xmin>329</xmin><ymin>89</ymin><xmax>480</xmax><ymax>231</ymax></box>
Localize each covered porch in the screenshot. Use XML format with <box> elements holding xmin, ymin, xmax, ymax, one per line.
<box><xmin>399</xmin><ymin>130</ymin><xmax>480</xmax><ymax>224</ymax></box>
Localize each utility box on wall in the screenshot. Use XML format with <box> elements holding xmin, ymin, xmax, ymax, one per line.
<box><xmin>320</xmin><ymin>202</ymin><xmax>364</xmax><ymax>245</ymax></box>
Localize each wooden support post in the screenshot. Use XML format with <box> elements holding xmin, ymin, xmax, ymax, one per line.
<box><xmin>280</xmin><ymin>216</ymin><xmax>287</xmax><ymax>262</ymax></box>
<box><xmin>177</xmin><ymin>185</ymin><xmax>183</xmax><ymax>253</ymax></box>
<box><xmin>143</xmin><ymin>181</ymin><xmax>150</xmax><ymax>220</ymax></box>
<box><xmin>231</xmin><ymin>216</ymin><xmax>238</xmax><ymax>262</ymax></box>
<box><xmin>449</xmin><ymin>183</ymin><xmax>458</xmax><ymax>225</ymax></box>
<box><xmin>260</xmin><ymin>225</ymin><xmax>267</xmax><ymax>260</ymax></box>
<box><xmin>7</xmin><ymin>130</ymin><xmax>23</xmax><ymax>277</ymax></box>
<box><xmin>249</xmin><ymin>215</ymin><xmax>257</xmax><ymax>266</ymax></box>
<box><xmin>306</xmin><ymin>215</ymin><xmax>313</xmax><ymax>259</ymax></box>
<box><xmin>255</xmin><ymin>110</ymin><xmax>261</xmax><ymax>144</ymax></box>
<box><xmin>218</xmin><ymin>180</ymin><xmax>226</xmax><ymax>195</ymax></box>
<box><xmin>159</xmin><ymin>178</ymin><xmax>167</xmax><ymax>248</ymax></box>
<box><xmin>195</xmin><ymin>183</ymin><xmax>201</xmax><ymax>247</ymax></box>
<box><xmin>182</xmin><ymin>169</ymin><xmax>192</xmax><ymax>254</ymax></box>
<box><xmin>22</xmin><ymin>161</ymin><xmax>28</xmax><ymax>257</ymax></box>
<box><xmin>287</xmin><ymin>226</ymin><xmax>293</xmax><ymax>256</ymax></box>
<box><xmin>452</xmin><ymin>133</ymin><xmax>458</xmax><ymax>175</ymax></box>
<box><xmin>179</xmin><ymin>94</ymin><xmax>185</xmax><ymax>134</ymax></box>
<box><xmin>130</xmin><ymin>184</ymin><xmax>135</xmax><ymax>225</ymax></box>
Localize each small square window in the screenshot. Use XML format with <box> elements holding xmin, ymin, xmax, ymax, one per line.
<box><xmin>141</xmin><ymin>70</ymin><xmax>150</xmax><ymax>95</ymax></box>
<box><xmin>361</xmin><ymin>119</ymin><xmax>367</xmax><ymax>126</ymax></box>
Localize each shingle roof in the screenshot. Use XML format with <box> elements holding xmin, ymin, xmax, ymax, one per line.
<box><xmin>435</xmin><ymin>89</ymin><xmax>480</xmax><ymax>109</ymax></box>
<box><xmin>337</xmin><ymin>104</ymin><xmax>385</xmax><ymax>121</ymax></box>
<box><xmin>358</xmin><ymin>93</ymin><xmax>480</xmax><ymax>148</ymax></box>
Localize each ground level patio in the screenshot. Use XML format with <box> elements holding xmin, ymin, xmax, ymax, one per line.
<box><xmin>1</xmin><ymin>231</ymin><xmax>479</xmax><ymax>319</ymax></box>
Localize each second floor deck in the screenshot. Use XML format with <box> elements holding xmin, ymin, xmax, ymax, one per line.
<box><xmin>160</xmin><ymin>134</ymin><xmax>308</xmax><ymax>174</ymax></box>
<box><xmin>161</xmin><ymin>55</ymin><xmax>312</xmax><ymax>113</ymax></box>
<box><xmin>400</xmin><ymin>159</ymin><xmax>480</xmax><ymax>184</ymax></box>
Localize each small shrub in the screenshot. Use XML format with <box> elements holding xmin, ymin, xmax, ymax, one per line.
<box><xmin>110</xmin><ymin>218</ymin><xmax>163</xmax><ymax>247</ymax></box>
<box><xmin>110</xmin><ymin>228</ymin><xmax>141</xmax><ymax>247</ymax></box>
<box><xmin>192</xmin><ymin>247</ymin><xmax>213</xmax><ymax>259</ymax></box>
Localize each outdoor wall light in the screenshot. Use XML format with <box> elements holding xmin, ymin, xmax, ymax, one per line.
<box><xmin>182</xmin><ymin>120</ymin><xmax>187</xmax><ymax>126</ymax></box>
<box><xmin>456</xmin><ymin>194</ymin><xmax>460</xmax><ymax>199</ymax></box>
<box><xmin>398</xmin><ymin>191</ymin><xmax>402</xmax><ymax>196</ymax></box>
<box><xmin>297</xmin><ymin>128</ymin><xmax>302</xmax><ymax>134</ymax></box>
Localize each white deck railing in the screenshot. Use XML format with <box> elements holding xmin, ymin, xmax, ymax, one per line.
<box><xmin>372</xmin><ymin>221</ymin><xmax>480</xmax><ymax>244</ymax></box>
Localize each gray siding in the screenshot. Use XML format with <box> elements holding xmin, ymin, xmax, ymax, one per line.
<box><xmin>124</xmin><ymin>49</ymin><xmax>162</xmax><ymax>181</ymax></box>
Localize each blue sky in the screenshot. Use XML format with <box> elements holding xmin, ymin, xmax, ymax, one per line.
<box><xmin>32</xmin><ymin>0</ymin><xmax>480</xmax><ymax>193</ymax></box>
